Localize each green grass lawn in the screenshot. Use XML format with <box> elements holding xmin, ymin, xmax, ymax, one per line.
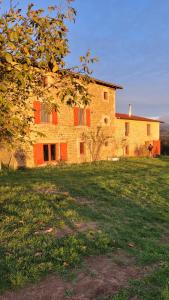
<box><xmin>0</xmin><ymin>157</ymin><xmax>169</xmax><ymax>299</ymax></box>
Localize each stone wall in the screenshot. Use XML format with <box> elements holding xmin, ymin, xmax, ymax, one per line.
<box><xmin>114</xmin><ymin>118</ymin><xmax>160</xmax><ymax>157</ymax></box>
<box><xmin>26</xmin><ymin>82</ymin><xmax>117</xmax><ymax>167</ymax></box>
<box><xmin>0</xmin><ymin>79</ymin><xmax>161</xmax><ymax>169</ymax></box>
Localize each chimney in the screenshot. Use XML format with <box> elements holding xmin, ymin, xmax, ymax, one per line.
<box><xmin>128</xmin><ymin>104</ymin><xmax>132</xmax><ymax>117</ymax></box>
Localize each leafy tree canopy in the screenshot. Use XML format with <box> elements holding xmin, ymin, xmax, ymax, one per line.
<box><xmin>0</xmin><ymin>0</ymin><xmax>96</xmax><ymax>146</ymax></box>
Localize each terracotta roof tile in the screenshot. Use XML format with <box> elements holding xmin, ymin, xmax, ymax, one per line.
<box><xmin>115</xmin><ymin>113</ymin><xmax>161</xmax><ymax>123</ymax></box>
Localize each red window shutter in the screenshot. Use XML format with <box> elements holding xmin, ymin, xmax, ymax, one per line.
<box><xmin>60</xmin><ymin>143</ymin><xmax>68</xmax><ymax>161</ymax></box>
<box><xmin>86</xmin><ymin>108</ymin><xmax>91</xmax><ymax>127</ymax></box>
<box><xmin>74</xmin><ymin>107</ymin><xmax>79</xmax><ymax>126</ymax></box>
<box><xmin>52</xmin><ymin>109</ymin><xmax>58</xmax><ymax>125</ymax></box>
<box><xmin>33</xmin><ymin>101</ymin><xmax>41</xmax><ymax>124</ymax></box>
<box><xmin>33</xmin><ymin>144</ymin><xmax>44</xmax><ymax>165</ymax></box>
<box><xmin>153</xmin><ymin>140</ymin><xmax>161</xmax><ymax>155</ymax></box>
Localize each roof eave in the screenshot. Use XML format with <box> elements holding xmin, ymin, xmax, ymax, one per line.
<box><xmin>116</xmin><ymin>115</ymin><xmax>161</xmax><ymax>123</ymax></box>
<box><xmin>93</xmin><ymin>77</ymin><xmax>123</xmax><ymax>89</ymax></box>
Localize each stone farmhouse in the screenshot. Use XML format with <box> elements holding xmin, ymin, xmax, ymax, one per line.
<box><xmin>0</xmin><ymin>76</ymin><xmax>161</xmax><ymax>168</ymax></box>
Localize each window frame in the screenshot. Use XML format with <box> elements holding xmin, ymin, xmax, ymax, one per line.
<box><xmin>125</xmin><ymin>122</ymin><xmax>130</xmax><ymax>136</ymax></box>
<box><xmin>147</xmin><ymin>124</ymin><xmax>151</xmax><ymax>136</ymax></box>
<box><xmin>43</xmin><ymin>144</ymin><xmax>57</xmax><ymax>162</ymax></box>
<box><xmin>74</xmin><ymin>107</ymin><xmax>91</xmax><ymax>127</ymax></box>
<box><xmin>41</xmin><ymin>103</ymin><xmax>51</xmax><ymax>123</ymax></box>
<box><xmin>78</xmin><ymin>108</ymin><xmax>85</xmax><ymax>126</ymax></box>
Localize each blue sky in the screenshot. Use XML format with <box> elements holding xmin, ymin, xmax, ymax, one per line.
<box><xmin>2</xmin><ymin>0</ymin><xmax>169</xmax><ymax>119</ymax></box>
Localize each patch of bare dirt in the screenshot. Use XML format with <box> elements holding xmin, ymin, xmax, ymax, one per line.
<box><xmin>33</xmin><ymin>222</ymin><xmax>98</xmax><ymax>239</ymax></box>
<box><xmin>0</xmin><ymin>251</ymin><xmax>156</xmax><ymax>300</ymax></box>
<box><xmin>55</xmin><ymin>222</ymin><xmax>98</xmax><ymax>238</ymax></box>
<box><xmin>0</xmin><ymin>276</ymin><xmax>72</xmax><ymax>300</ymax></box>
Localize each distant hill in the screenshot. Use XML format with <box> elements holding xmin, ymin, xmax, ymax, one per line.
<box><xmin>161</xmin><ymin>122</ymin><xmax>169</xmax><ymax>133</ymax></box>
<box><xmin>161</xmin><ymin>114</ymin><xmax>169</xmax><ymax>123</ymax></box>
<box><xmin>160</xmin><ymin>123</ymin><xmax>169</xmax><ymax>155</ymax></box>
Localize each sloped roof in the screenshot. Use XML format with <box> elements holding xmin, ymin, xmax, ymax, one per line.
<box><xmin>61</xmin><ymin>71</ymin><xmax>123</xmax><ymax>90</ymax></box>
<box><xmin>91</xmin><ymin>77</ymin><xmax>123</xmax><ymax>89</ymax></box>
<box><xmin>115</xmin><ymin>113</ymin><xmax>161</xmax><ymax>123</ymax></box>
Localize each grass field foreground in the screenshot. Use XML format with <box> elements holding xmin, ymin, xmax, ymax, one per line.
<box><xmin>0</xmin><ymin>157</ymin><xmax>169</xmax><ymax>299</ymax></box>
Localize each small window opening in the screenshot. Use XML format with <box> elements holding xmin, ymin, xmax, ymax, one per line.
<box><xmin>125</xmin><ymin>145</ymin><xmax>129</xmax><ymax>155</ymax></box>
<box><xmin>147</xmin><ymin>124</ymin><xmax>151</xmax><ymax>136</ymax></box>
<box><xmin>43</xmin><ymin>144</ymin><xmax>49</xmax><ymax>161</ymax></box>
<box><xmin>80</xmin><ymin>142</ymin><xmax>85</xmax><ymax>155</ymax></box>
<box><xmin>125</xmin><ymin>122</ymin><xmax>130</xmax><ymax>136</ymax></box>
<box><xmin>104</xmin><ymin>117</ymin><xmax>109</xmax><ymax>124</ymax></box>
<box><xmin>103</xmin><ymin>91</ymin><xmax>108</xmax><ymax>100</ymax></box>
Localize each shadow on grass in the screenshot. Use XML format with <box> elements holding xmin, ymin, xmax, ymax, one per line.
<box><xmin>0</xmin><ymin>158</ymin><xmax>169</xmax><ymax>293</ymax></box>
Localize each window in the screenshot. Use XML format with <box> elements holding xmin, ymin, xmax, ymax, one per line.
<box><xmin>103</xmin><ymin>91</ymin><xmax>108</xmax><ymax>100</ymax></box>
<box><xmin>35</xmin><ymin>143</ymin><xmax>65</xmax><ymax>165</ymax></box>
<box><xmin>74</xmin><ymin>107</ymin><xmax>91</xmax><ymax>127</ymax></box>
<box><xmin>125</xmin><ymin>122</ymin><xmax>130</xmax><ymax>136</ymax></box>
<box><xmin>34</xmin><ymin>101</ymin><xmax>58</xmax><ymax>125</ymax></box>
<box><xmin>147</xmin><ymin>124</ymin><xmax>151</xmax><ymax>136</ymax></box>
<box><xmin>43</xmin><ymin>144</ymin><xmax>49</xmax><ymax>161</ymax></box>
<box><xmin>50</xmin><ymin>144</ymin><xmax>56</xmax><ymax>161</ymax></box>
<box><xmin>41</xmin><ymin>103</ymin><xmax>51</xmax><ymax>123</ymax></box>
<box><xmin>80</xmin><ymin>142</ymin><xmax>85</xmax><ymax>155</ymax></box>
<box><xmin>43</xmin><ymin>144</ymin><xmax>57</xmax><ymax>162</ymax></box>
<box><xmin>125</xmin><ymin>145</ymin><xmax>129</xmax><ymax>155</ymax></box>
<box><xmin>104</xmin><ymin>117</ymin><xmax>109</xmax><ymax>124</ymax></box>
<box><xmin>78</xmin><ymin>108</ymin><xmax>85</xmax><ymax>125</ymax></box>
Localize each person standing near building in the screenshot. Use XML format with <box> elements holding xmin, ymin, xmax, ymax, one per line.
<box><xmin>148</xmin><ymin>144</ymin><xmax>154</xmax><ymax>157</ymax></box>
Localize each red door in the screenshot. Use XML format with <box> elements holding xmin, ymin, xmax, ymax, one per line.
<box><xmin>153</xmin><ymin>140</ymin><xmax>161</xmax><ymax>156</ymax></box>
